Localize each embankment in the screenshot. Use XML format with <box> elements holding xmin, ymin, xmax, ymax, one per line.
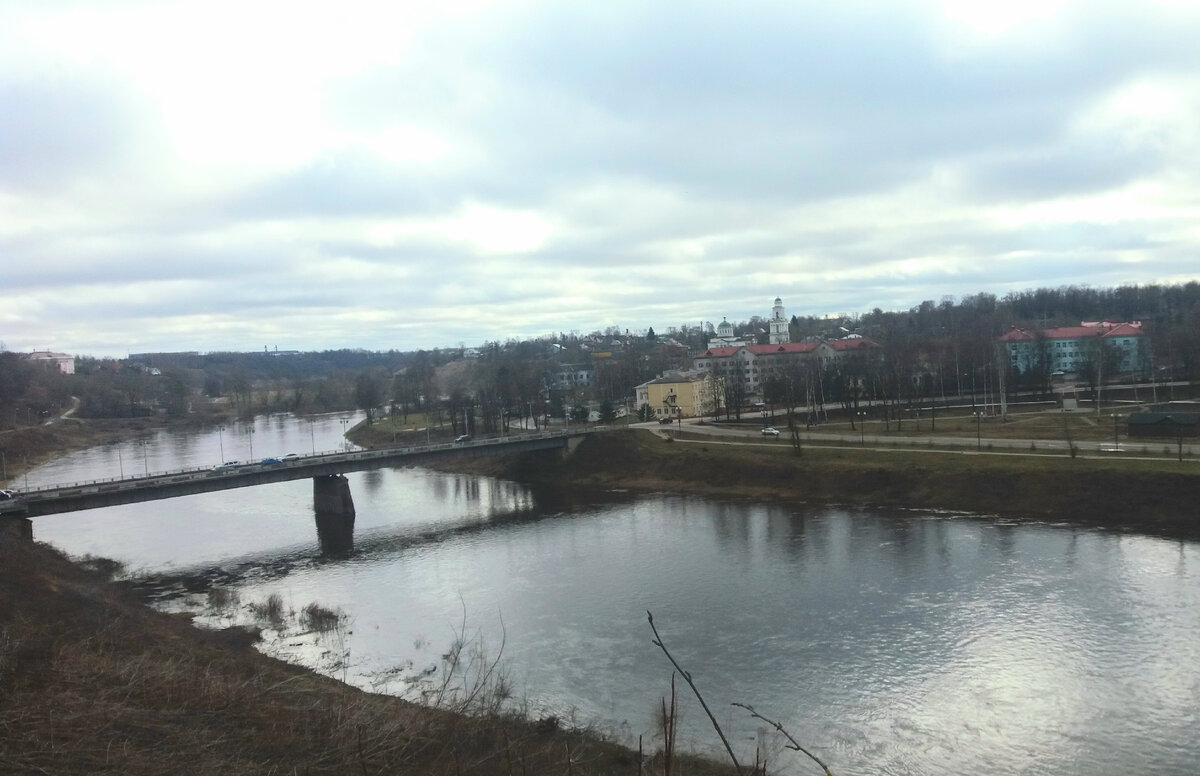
<box><xmin>0</xmin><ymin>535</ymin><xmax>734</xmax><ymax>775</ymax></box>
<box><xmin>433</xmin><ymin>429</ymin><xmax>1200</xmax><ymax>541</ymax></box>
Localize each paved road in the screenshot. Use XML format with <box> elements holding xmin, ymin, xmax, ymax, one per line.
<box><xmin>634</xmin><ymin>417</ymin><xmax>1197</xmax><ymax>462</ymax></box>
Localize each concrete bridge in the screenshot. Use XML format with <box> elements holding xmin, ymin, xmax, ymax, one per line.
<box><xmin>0</xmin><ymin>430</ymin><xmax>590</xmax><ymax>542</ymax></box>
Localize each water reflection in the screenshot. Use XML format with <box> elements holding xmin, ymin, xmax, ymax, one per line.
<box><xmin>314</xmin><ymin>511</ymin><xmax>355</xmax><ymax>558</ymax></box>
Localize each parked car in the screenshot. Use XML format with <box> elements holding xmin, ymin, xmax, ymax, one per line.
<box><xmin>658</xmin><ymin>416</ymin><xmax>674</xmax><ymax>424</ymax></box>
<box><xmin>761</xmin><ymin>427</ymin><xmax>781</xmax><ymax>437</ymax></box>
<box><xmin>454</xmin><ymin>434</ymin><xmax>471</xmax><ymax>443</ymax></box>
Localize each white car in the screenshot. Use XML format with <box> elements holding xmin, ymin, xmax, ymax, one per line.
<box><xmin>761</xmin><ymin>427</ymin><xmax>781</xmax><ymax>437</ymax></box>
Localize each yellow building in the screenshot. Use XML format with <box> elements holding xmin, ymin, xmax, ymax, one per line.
<box><xmin>636</xmin><ymin>371</ymin><xmax>724</xmax><ymax>419</ymax></box>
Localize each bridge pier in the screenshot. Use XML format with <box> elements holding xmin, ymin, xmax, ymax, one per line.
<box><xmin>1</xmin><ymin>515</ymin><xmax>33</xmax><ymax>543</ymax></box>
<box><xmin>313</xmin><ymin>475</ymin><xmax>355</xmax><ymax>516</ymax></box>
<box><xmin>313</xmin><ymin>475</ymin><xmax>355</xmax><ymax>557</ymax></box>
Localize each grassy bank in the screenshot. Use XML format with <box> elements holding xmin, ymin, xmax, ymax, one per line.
<box><xmin>0</xmin><ymin>536</ymin><xmax>740</xmax><ymax>775</ymax></box>
<box><xmin>432</xmin><ymin>428</ymin><xmax>1200</xmax><ymax>541</ymax></box>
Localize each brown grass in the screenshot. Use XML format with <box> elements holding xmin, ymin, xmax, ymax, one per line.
<box><xmin>0</xmin><ymin>537</ymin><xmax>739</xmax><ymax>775</ymax></box>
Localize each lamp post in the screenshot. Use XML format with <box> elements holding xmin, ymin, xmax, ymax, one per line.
<box><xmin>248</xmin><ymin>426</ymin><xmax>255</xmax><ymax>460</ymax></box>
<box><xmin>218</xmin><ymin>425</ymin><xmax>225</xmax><ymax>463</ymax></box>
<box><xmin>310</xmin><ymin>419</ymin><xmax>316</xmax><ymax>454</ymax></box>
<box><xmin>974</xmin><ymin>411</ymin><xmax>982</xmax><ymax>450</ymax></box>
<box><xmin>858</xmin><ymin>410</ymin><xmax>866</xmax><ymax>447</ymax></box>
<box><xmin>142</xmin><ymin>440</ymin><xmax>149</xmax><ymax>476</ymax></box>
<box><xmin>1112</xmin><ymin>412</ymin><xmax>1120</xmax><ymax>450</ymax></box>
<box><xmin>340</xmin><ymin>418</ymin><xmax>349</xmax><ymax>450</ymax></box>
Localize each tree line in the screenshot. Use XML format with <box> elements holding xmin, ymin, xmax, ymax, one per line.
<box><xmin>3</xmin><ymin>281</ymin><xmax>1198</xmax><ymax>433</ymax></box>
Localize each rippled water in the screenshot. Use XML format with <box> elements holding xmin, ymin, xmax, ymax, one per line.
<box><xmin>27</xmin><ymin>418</ymin><xmax>1200</xmax><ymax>775</ymax></box>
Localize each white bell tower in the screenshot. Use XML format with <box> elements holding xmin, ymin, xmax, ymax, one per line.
<box><xmin>769</xmin><ymin>297</ymin><xmax>789</xmax><ymax>344</ymax></box>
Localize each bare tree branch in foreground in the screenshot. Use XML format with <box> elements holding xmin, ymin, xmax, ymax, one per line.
<box><xmin>731</xmin><ymin>702</ymin><xmax>834</xmax><ymax>776</ymax></box>
<box><xmin>646</xmin><ymin>610</ymin><xmax>743</xmax><ymax>776</ymax></box>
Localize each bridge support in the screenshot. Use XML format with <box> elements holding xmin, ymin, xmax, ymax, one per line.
<box><xmin>314</xmin><ymin>474</ymin><xmax>356</xmax><ymax>516</ymax></box>
<box><xmin>1</xmin><ymin>515</ymin><xmax>33</xmax><ymax>543</ymax></box>
<box><xmin>313</xmin><ymin>475</ymin><xmax>355</xmax><ymax>557</ymax></box>
<box><xmin>563</xmin><ymin>435</ymin><xmax>586</xmax><ymax>458</ymax></box>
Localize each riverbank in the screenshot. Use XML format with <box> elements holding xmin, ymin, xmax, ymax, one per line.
<box><xmin>0</xmin><ymin>533</ymin><xmax>739</xmax><ymax>775</ymax></box>
<box><xmin>425</xmin><ymin>428</ymin><xmax>1200</xmax><ymax>542</ymax></box>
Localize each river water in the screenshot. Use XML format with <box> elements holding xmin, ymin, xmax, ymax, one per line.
<box><xmin>25</xmin><ymin>414</ymin><xmax>1200</xmax><ymax>775</ymax></box>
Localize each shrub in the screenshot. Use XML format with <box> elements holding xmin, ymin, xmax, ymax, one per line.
<box><xmin>301</xmin><ymin>602</ymin><xmax>344</xmax><ymax>633</ymax></box>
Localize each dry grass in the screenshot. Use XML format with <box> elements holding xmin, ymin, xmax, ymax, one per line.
<box><xmin>0</xmin><ymin>537</ymin><xmax>738</xmax><ymax>776</ymax></box>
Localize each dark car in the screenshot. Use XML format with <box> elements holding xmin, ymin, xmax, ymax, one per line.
<box><xmin>0</xmin><ymin>489</ymin><xmax>15</xmax><ymax>500</ymax></box>
<box><xmin>658</xmin><ymin>416</ymin><xmax>674</xmax><ymax>424</ymax></box>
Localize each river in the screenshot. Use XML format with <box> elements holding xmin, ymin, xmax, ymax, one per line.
<box><xmin>25</xmin><ymin>413</ymin><xmax>1200</xmax><ymax>775</ymax></box>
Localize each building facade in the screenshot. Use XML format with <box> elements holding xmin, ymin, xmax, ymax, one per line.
<box><xmin>635</xmin><ymin>371</ymin><xmax>724</xmax><ymax>419</ymax></box>
<box><xmin>998</xmin><ymin>321</ymin><xmax>1147</xmax><ymax>377</ymax></box>
<box><xmin>26</xmin><ymin>351</ymin><xmax>75</xmax><ymax>375</ymax></box>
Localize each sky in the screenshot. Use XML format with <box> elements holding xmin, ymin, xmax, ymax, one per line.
<box><xmin>3</xmin><ymin>0</ymin><xmax>1200</xmax><ymax>358</ymax></box>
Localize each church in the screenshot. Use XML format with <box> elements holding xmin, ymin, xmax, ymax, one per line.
<box><xmin>709</xmin><ymin>297</ymin><xmax>790</xmax><ymax>347</ymax></box>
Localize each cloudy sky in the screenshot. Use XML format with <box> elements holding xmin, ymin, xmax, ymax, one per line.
<box><xmin>3</xmin><ymin>0</ymin><xmax>1199</xmax><ymax>358</ymax></box>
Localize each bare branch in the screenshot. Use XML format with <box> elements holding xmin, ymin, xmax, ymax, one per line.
<box><xmin>647</xmin><ymin>610</ymin><xmax>743</xmax><ymax>775</ymax></box>
<box><xmin>731</xmin><ymin>702</ymin><xmax>833</xmax><ymax>776</ymax></box>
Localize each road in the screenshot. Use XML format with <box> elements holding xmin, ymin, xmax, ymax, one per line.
<box><xmin>635</xmin><ymin>417</ymin><xmax>1197</xmax><ymax>462</ymax></box>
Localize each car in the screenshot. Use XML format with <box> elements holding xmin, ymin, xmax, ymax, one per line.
<box><xmin>0</xmin><ymin>489</ymin><xmax>15</xmax><ymax>500</ymax></box>
<box><xmin>210</xmin><ymin>460</ymin><xmax>242</xmax><ymax>472</ymax></box>
<box><xmin>260</xmin><ymin>457</ymin><xmax>283</xmax><ymax>466</ymax></box>
<box><xmin>454</xmin><ymin>434</ymin><xmax>471</xmax><ymax>443</ymax></box>
<box><xmin>282</xmin><ymin>453</ymin><xmax>300</xmax><ymax>462</ymax></box>
<box><xmin>761</xmin><ymin>427</ymin><xmax>781</xmax><ymax>437</ymax></box>
<box><xmin>658</xmin><ymin>416</ymin><xmax>674</xmax><ymax>424</ymax></box>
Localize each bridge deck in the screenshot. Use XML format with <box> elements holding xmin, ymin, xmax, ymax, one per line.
<box><xmin>1</xmin><ymin>430</ymin><xmax>588</xmax><ymax>518</ymax></box>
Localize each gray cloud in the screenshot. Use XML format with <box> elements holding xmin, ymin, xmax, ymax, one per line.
<box><xmin>2</xmin><ymin>0</ymin><xmax>1200</xmax><ymax>356</ymax></box>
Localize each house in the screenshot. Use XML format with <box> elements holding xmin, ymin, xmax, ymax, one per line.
<box><xmin>555</xmin><ymin>365</ymin><xmax>594</xmax><ymax>390</ymax></box>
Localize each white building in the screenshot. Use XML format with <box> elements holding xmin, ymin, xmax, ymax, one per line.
<box><xmin>27</xmin><ymin>351</ymin><xmax>75</xmax><ymax>375</ymax></box>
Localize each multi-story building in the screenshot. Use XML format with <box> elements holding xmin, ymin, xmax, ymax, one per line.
<box><xmin>635</xmin><ymin>371</ymin><xmax>724</xmax><ymax>419</ymax></box>
<box><xmin>692</xmin><ymin>337</ymin><xmax>877</xmax><ymax>397</ymax></box>
<box><xmin>998</xmin><ymin>321</ymin><xmax>1147</xmax><ymax>377</ymax></box>
<box><xmin>26</xmin><ymin>351</ymin><xmax>75</xmax><ymax>375</ymax></box>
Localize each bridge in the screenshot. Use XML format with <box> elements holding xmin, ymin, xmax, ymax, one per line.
<box><xmin>0</xmin><ymin>429</ymin><xmax>590</xmax><ymax>532</ymax></box>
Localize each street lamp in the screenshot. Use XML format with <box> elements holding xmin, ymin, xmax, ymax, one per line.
<box><xmin>974</xmin><ymin>411</ymin><xmax>982</xmax><ymax>450</ymax></box>
<box><xmin>857</xmin><ymin>410</ymin><xmax>866</xmax><ymax>446</ymax></box>
<box><xmin>247</xmin><ymin>426</ymin><xmax>255</xmax><ymax>460</ymax></box>
<box><xmin>142</xmin><ymin>440</ymin><xmax>149</xmax><ymax>476</ymax></box>
<box><xmin>1112</xmin><ymin>412</ymin><xmax>1121</xmax><ymax>450</ymax></box>
<box><xmin>309</xmin><ymin>419</ymin><xmax>316</xmax><ymax>454</ymax></box>
<box><xmin>218</xmin><ymin>425</ymin><xmax>225</xmax><ymax>463</ymax></box>
<box><xmin>340</xmin><ymin>417</ymin><xmax>350</xmax><ymax>450</ymax></box>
